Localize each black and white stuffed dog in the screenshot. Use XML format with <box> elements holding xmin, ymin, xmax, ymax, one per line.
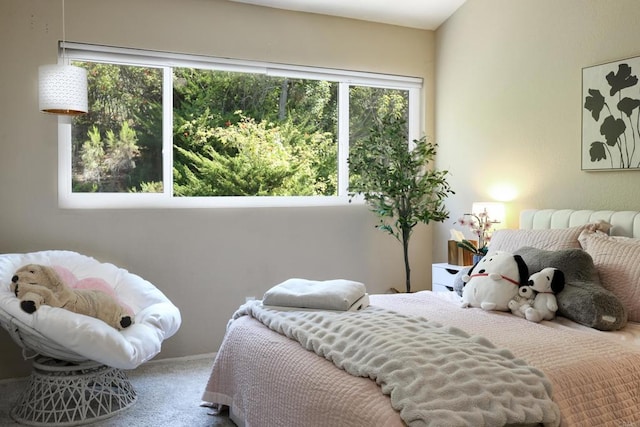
<box><xmin>523</xmin><ymin>267</ymin><xmax>565</xmax><ymax>322</ymax></box>
<box><xmin>461</xmin><ymin>251</ymin><xmax>529</xmax><ymax>311</ymax></box>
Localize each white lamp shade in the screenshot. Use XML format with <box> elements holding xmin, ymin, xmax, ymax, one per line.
<box><xmin>39</xmin><ymin>64</ymin><xmax>88</xmax><ymax>115</ymax></box>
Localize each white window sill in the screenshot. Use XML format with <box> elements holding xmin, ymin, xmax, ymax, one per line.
<box><xmin>58</xmin><ymin>193</ymin><xmax>365</xmax><ymax>209</ymax></box>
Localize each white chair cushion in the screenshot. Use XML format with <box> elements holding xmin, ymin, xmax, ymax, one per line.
<box><xmin>0</xmin><ymin>250</ymin><xmax>181</xmax><ymax>369</ymax></box>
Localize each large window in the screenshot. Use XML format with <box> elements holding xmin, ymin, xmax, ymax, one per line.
<box><xmin>59</xmin><ymin>43</ymin><xmax>422</xmax><ymax>208</ymax></box>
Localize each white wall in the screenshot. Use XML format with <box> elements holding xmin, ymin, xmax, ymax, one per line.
<box><xmin>434</xmin><ymin>0</ymin><xmax>640</xmax><ymax>261</ymax></box>
<box><xmin>0</xmin><ymin>0</ymin><xmax>435</xmax><ymax>378</ymax></box>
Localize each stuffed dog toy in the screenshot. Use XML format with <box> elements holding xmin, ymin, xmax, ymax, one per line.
<box><xmin>524</xmin><ymin>267</ymin><xmax>565</xmax><ymax>322</ymax></box>
<box><xmin>508</xmin><ymin>285</ymin><xmax>537</xmax><ymax>318</ymax></box>
<box><xmin>11</xmin><ymin>264</ymin><xmax>133</xmax><ymax>330</ymax></box>
<box><xmin>461</xmin><ymin>251</ymin><xmax>529</xmax><ymax>311</ymax></box>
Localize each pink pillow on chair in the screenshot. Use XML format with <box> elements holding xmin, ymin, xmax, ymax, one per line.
<box><xmin>52</xmin><ymin>265</ymin><xmax>134</xmax><ymax>316</ymax></box>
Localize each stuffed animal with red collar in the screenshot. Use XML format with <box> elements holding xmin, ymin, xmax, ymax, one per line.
<box><xmin>461</xmin><ymin>251</ymin><xmax>529</xmax><ymax>311</ymax></box>
<box><xmin>523</xmin><ymin>267</ymin><xmax>565</xmax><ymax>322</ymax></box>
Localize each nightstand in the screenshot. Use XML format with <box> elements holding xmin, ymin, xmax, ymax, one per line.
<box><xmin>432</xmin><ymin>263</ymin><xmax>466</xmax><ymax>292</ymax></box>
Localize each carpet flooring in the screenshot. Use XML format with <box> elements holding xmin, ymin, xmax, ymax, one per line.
<box><xmin>0</xmin><ymin>354</ymin><xmax>235</xmax><ymax>427</ymax></box>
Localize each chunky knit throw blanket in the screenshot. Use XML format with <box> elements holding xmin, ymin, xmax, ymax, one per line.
<box><xmin>233</xmin><ymin>301</ymin><xmax>561</xmax><ymax>427</ymax></box>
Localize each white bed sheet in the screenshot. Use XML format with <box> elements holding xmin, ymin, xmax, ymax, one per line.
<box><xmin>435</xmin><ymin>291</ymin><xmax>640</xmax><ymax>348</ymax></box>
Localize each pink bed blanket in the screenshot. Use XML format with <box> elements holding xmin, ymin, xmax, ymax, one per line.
<box><xmin>203</xmin><ymin>291</ymin><xmax>640</xmax><ymax>426</ymax></box>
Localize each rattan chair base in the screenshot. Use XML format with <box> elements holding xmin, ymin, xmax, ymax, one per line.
<box><xmin>10</xmin><ymin>356</ymin><xmax>137</xmax><ymax>426</ymax></box>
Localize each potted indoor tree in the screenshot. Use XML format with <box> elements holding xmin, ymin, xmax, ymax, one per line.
<box><xmin>349</xmin><ymin>115</ymin><xmax>454</xmax><ymax>293</ymax></box>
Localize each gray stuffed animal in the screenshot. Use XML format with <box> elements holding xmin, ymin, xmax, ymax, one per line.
<box><xmin>514</xmin><ymin>246</ymin><xmax>627</xmax><ymax>331</ymax></box>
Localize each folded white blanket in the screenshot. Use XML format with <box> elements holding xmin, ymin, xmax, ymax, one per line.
<box><xmin>264</xmin><ymin>294</ymin><xmax>370</xmax><ymax>312</ymax></box>
<box><xmin>262</xmin><ymin>278</ymin><xmax>366</xmax><ymax>311</ymax></box>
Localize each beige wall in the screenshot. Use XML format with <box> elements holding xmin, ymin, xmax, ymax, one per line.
<box><xmin>434</xmin><ymin>0</ymin><xmax>640</xmax><ymax>261</ymax></box>
<box><xmin>0</xmin><ymin>0</ymin><xmax>434</xmax><ymax>379</ymax></box>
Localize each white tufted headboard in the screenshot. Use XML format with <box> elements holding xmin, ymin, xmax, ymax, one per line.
<box><xmin>520</xmin><ymin>209</ymin><xmax>640</xmax><ymax>238</ymax></box>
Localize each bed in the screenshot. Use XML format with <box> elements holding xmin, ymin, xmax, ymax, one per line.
<box><xmin>202</xmin><ymin>209</ymin><xmax>640</xmax><ymax>427</ymax></box>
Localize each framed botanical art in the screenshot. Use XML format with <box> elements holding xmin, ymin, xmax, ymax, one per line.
<box><xmin>582</xmin><ymin>55</ymin><xmax>640</xmax><ymax>170</ymax></box>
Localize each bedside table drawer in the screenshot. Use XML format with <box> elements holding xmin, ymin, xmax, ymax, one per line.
<box><xmin>432</xmin><ymin>266</ymin><xmax>463</xmax><ymax>285</ymax></box>
<box><xmin>431</xmin><ymin>263</ymin><xmax>465</xmax><ymax>292</ymax></box>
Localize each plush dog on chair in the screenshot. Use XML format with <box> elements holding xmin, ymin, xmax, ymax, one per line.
<box><xmin>11</xmin><ymin>264</ymin><xmax>133</xmax><ymax>330</ymax></box>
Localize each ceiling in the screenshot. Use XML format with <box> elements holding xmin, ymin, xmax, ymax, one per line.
<box><xmin>229</xmin><ymin>0</ymin><xmax>467</xmax><ymax>30</ymax></box>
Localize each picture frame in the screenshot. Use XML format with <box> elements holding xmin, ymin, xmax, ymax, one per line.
<box><xmin>582</xmin><ymin>55</ymin><xmax>640</xmax><ymax>171</ymax></box>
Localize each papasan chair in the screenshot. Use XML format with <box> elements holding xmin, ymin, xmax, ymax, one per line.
<box><xmin>0</xmin><ymin>250</ymin><xmax>182</xmax><ymax>426</ymax></box>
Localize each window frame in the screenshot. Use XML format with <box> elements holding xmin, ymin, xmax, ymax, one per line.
<box><xmin>58</xmin><ymin>42</ymin><xmax>423</xmax><ymax>209</ymax></box>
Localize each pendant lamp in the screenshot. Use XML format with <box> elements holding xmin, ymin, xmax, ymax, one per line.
<box><xmin>39</xmin><ymin>64</ymin><xmax>87</xmax><ymax>115</ymax></box>
<box><xmin>38</xmin><ymin>0</ymin><xmax>88</xmax><ymax>115</ymax></box>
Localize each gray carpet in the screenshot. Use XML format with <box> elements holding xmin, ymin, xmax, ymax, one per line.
<box><xmin>0</xmin><ymin>354</ymin><xmax>235</xmax><ymax>426</ymax></box>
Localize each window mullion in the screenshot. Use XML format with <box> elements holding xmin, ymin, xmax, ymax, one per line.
<box><xmin>58</xmin><ymin>117</ymin><xmax>73</xmax><ymax>207</ymax></box>
<box><xmin>337</xmin><ymin>82</ymin><xmax>350</xmax><ymax>197</ymax></box>
<box><xmin>408</xmin><ymin>87</ymin><xmax>421</xmax><ymax>150</ymax></box>
<box><xmin>163</xmin><ymin>66</ymin><xmax>173</xmax><ymax>197</ymax></box>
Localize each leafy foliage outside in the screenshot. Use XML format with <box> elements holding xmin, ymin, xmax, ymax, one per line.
<box><xmin>71</xmin><ymin>61</ymin><xmax>413</xmax><ymax>199</ymax></box>
<box><xmin>349</xmin><ymin>115</ymin><xmax>454</xmax><ymax>293</ymax></box>
<box><xmin>78</xmin><ymin>123</ymin><xmax>140</xmax><ymax>192</ymax></box>
<box><xmin>174</xmin><ymin>113</ymin><xmax>336</xmax><ymax>196</ymax></box>
<box><xmin>72</xmin><ymin>64</ymin><xmax>344</xmax><ymax>195</ymax></box>
<box><xmin>72</xmin><ymin>63</ymin><xmax>163</xmax><ymax>192</ymax></box>
<box><xmin>171</xmin><ymin>68</ymin><xmax>339</xmax><ymax>197</ymax></box>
